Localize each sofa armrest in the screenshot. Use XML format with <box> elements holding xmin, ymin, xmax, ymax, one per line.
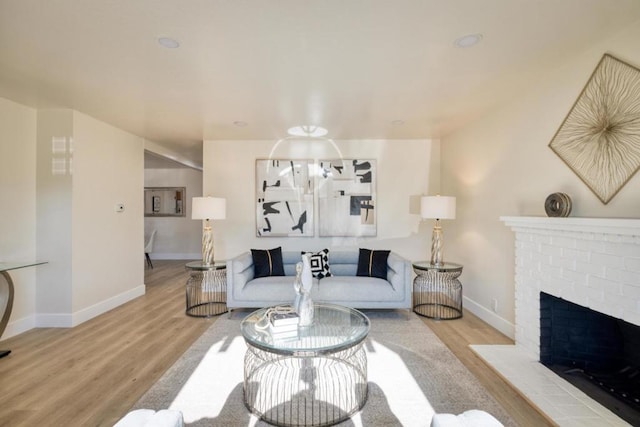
<box><xmin>387</xmin><ymin>252</ymin><xmax>412</xmax><ymax>307</ymax></box>
<box><xmin>227</xmin><ymin>252</ymin><xmax>254</xmax><ymax>306</ymax></box>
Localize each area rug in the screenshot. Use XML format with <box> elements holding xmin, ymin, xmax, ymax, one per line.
<box><xmin>134</xmin><ymin>311</ymin><xmax>516</xmax><ymax>426</ymax></box>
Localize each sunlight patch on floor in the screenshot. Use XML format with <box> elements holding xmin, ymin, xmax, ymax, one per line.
<box><xmin>169</xmin><ymin>335</ymin><xmax>246</xmax><ymax>423</ymax></box>
<box><xmin>367</xmin><ymin>338</ymin><xmax>434</xmax><ymax>425</ymax></box>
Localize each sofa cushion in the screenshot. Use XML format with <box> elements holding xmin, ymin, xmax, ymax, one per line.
<box><xmin>356</xmin><ymin>249</ymin><xmax>390</xmax><ymax>280</ymax></box>
<box><xmin>251</xmin><ymin>247</ymin><xmax>285</xmax><ymax>278</ymax></box>
<box><xmin>317</xmin><ymin>276</ymin><xmax>400</xmax><ymax>302</ymax></box>
<box><xmin>302</xmin><ymin>248</ymin><xmax>332</xmax><ymax>278</ymax></box>
<box><xmin>239</xmin><ymin>276</ymin><xmax>320</xmax><ymax>303</ymax></box>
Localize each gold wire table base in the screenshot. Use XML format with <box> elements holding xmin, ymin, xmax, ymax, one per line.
<box><xmin>413</xmin><ymin>266</ymin><xmax>463</xmax><ymax>320</ymax></box>
<box><xmin>185</xmin><ymin>266</ymin><xmax>227</xmax><ymax>317</ymax></box>
<box><xmin>243</xmin><ymin>344</ymin><xmax>368</xmax><ymax>427</ymax></box>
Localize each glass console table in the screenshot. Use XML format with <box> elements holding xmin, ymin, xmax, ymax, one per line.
<box><xmin>0</xmin><ymin>262</ymin><xmax>47</xmax><ymax>358</ymax></box>
<box><xmin>412</xmin><ymin>261</ymin><xmax>463</xmax><ymax>320</ymax></box>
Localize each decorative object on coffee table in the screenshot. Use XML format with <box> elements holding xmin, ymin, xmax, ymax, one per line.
<box><xmin>549</xmin><ymin>54</ymin><xmax>640</xmax><ymax>204</ymax></box>
<box><xmin>191</xmin><ymin>196</ymin><xmax>226</xmax><ymax>266</ymax></box>
<box><xmin>241</xmin><ymin>303</ymin><xmax>370</xmax><ymax>427</ymax></box>
<box><xmin>185</xmin><ymin>260</ymin><xmax>227</xmax><ymax>317</ymax></box>
<box><xmin>544</xmin><ymin>192</ymin><xmax>572</xmax><ymax>217</ymax></box>
<box><xmin>293</xmin><ymin>262</ymin><xmax>303</xmax><ymax>313</ymax></box>
<box><xmin>413</xmin><ymin>261</ymin><xmax>463</xmax><ymax>320</ymax></box>
<box><xmin>420</xmin><ymin>195</ymin><xmax>456</xmax><ymax>266</ymax></box>
<box><xmin>297</xmin><ymin>253</ymin><xmax>314</xmax><ymax>326</ymax></box>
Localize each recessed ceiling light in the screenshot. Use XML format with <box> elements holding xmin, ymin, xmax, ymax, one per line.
<box><xmin>454</xmin><ymin>33</ymin><xmax>483</xmax><ymax>48</ymax></box>
<box><xmin>391</xmin><ymin>120</ymin><xmax>405</xmax><ymax>126</ymax></box>
<box><xmin>158</xmin><ymin>37</ymin><xmax>180</xmax><ymax>49</ymax></box>
<box><xmin>287</xmin><ymin>125</ymin><xmax>328</xmax><ymax>137</ymax></box>
<box><xmin>233</xmin><ymin>121</ymin><xmax>248</xmax><ymax>127</ymax></box>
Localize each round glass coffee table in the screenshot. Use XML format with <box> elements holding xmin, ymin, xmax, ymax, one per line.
<box><xmin>241</xmin><ymin>303</ymin><xmax>370</xmax><ymax>427</ymax></box>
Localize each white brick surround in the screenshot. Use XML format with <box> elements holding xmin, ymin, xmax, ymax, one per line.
<box><xmin>500</xmin><ymin>216</ymin><xmax>640</xmax><ymax>359</ymax></box>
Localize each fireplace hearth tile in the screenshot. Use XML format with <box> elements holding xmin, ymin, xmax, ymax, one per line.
<box><xmin>470</xmin><ymin>345</ymin><xmax>630</xmax><ymax>426</ymax></box>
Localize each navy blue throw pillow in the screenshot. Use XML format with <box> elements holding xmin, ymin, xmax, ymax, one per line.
<box><xmin>356</xmin><ymin>249</ymin><xmax>390</xmax><ymax>280</ymax></box>
<box><xmin>251</xmin><ymin>247</ymin><xmax>285</xmax><ymax>278</ymax></box>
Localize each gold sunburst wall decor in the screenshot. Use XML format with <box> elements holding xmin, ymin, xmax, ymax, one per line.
<box><xmin>549</xmin><ymin>54</ymin><xmax>640</xmax><ymax>204</ymax></box>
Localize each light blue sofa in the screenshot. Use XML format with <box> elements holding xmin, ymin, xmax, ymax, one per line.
<box><xmin>226</xmin><ymin>250</ymin><xmax>412</xmax><ymax>311</ymax></box>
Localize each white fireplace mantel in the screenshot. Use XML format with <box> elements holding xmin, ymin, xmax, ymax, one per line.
<box><xmin>500</xmin><ymin>216</ymin><xmax>640</xmax><ymax>238</ymax></box>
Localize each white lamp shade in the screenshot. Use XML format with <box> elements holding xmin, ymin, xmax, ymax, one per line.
<box><xmin>421</xmin><ymin>196</ymin><xmax>456</xmax><ymax>220</ymax></box>
<box><xmin>192</xmin><ymin>197</ymin><xmax>226</xmax><ymax>220</ymax></box>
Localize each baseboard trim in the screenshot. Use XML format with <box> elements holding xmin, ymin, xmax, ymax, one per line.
<box><xmin>2</xmin><ymin>315</ymin><xmax>36</xmax><ymax>340</ymax></box>
<box><xmin>71</xmin><ymin>285</ymin><xmax>146</xmax><ymax>326</ymax></box>
<box><xmin>463</xmin><ymin>296</ymin><xmax>515</xmax><ymax>340</ymax></box>
<box><xmin>35</xmin><ymin>285</ymin><xmax>146</xmax><ymax>329</ymax></box>
<box><xmin>35</xmin><ymin>313</ymin><xmax>73</xmax><ymax>328</ymax></box>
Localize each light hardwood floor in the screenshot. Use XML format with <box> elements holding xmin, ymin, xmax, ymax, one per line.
<box><xmin>0</xmin><ymin>260</ymin><xmax>553</xmax><ymax>426</ymax></box>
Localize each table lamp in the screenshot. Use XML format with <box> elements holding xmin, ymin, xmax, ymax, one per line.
<box><xmin>421</xmin><ymin>195</ymin><xmax>456</xmax><ymax>266</ymax></box>
<box><xmin>192</xmin><ymin>196</ymin><xmax>226</xmax><ymax>266</ymax></box>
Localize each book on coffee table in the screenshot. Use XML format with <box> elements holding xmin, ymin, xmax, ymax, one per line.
<box><xmin>269</xmin><ymin>320</ymin><xmax>297</xmax><ymax>333</ymax></box>
<box><xmin>270</xmin><ymin>311</ymin><xmax>299</xmax><ymax>327</ymax></box>
<box><xmin>270</xmin><ymin>328</ymin><xmax>298</xmax><ymax>340</ymax></box>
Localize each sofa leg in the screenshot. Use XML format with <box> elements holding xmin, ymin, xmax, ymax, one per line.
<box><xmin>405</xmin><ymin>308</ymin><xmax>412</xmax><ymax>321</ymax></box>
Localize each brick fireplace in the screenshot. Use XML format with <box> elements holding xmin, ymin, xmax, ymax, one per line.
<box><xmin>502</xmin><ymin>216</ymin><xmax>640</xmax><ymax>356</ymax></box>
<box><xmin>472</xmin><ymin>216</ymin><xmax>640</xmax><ymax>426</ymax></box>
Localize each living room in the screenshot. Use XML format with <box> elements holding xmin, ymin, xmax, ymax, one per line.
<box><xmin>2</xmin><ymin>2</ymin><xmax>640</xmax><ymax>426</ymax></box>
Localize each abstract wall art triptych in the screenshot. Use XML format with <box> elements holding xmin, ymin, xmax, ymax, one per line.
<box><xmin>256</xmin><ymin>159</ymin><xmax>376</xmax><ymax>237</ymax></box>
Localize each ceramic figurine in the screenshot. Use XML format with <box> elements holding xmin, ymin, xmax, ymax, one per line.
<box><xmin>298</xmin><ymin>254</ymin><xmax>314</xmax><ymax>326</ymax></box>
<box><xmin>293</xmin><ymin>262</ymin><xmax>303</xmax><ymax>313</ymax></box>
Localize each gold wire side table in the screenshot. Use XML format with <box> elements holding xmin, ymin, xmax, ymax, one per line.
<box><xmin>412</xmin><ymin>261</ymin><xmax>463</xmax><ymax>320</ymax></box>
<box><xmin>185</xmin><ymin>261</ymin><xmax>227</xmax><ymax>317</ymax></box>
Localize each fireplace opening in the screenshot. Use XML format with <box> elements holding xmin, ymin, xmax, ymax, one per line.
<box><xmin>540</xmin><ymin>292</ymin><xmax>640</xmax><ymax>425</ymax></box>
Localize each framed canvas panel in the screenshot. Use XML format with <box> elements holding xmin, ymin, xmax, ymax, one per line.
<box><xmin>256</xmin><ymin>159</ymin><xmax>314</xmax><ymax>237</ymax></box>
<box><xmin>318</xmin><ymin>159</ymin><xmax>376</xmax><ymax>237</ymax></box>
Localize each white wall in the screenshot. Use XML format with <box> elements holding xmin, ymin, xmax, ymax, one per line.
<box><xmin>0</xmin><ymin>97</ymin><xmax>37</xmax><ymax>338</ymax></box>
<box><xmin>35</xmin><ymin>109</ymin><xmax>145</xmax><ymax>328</ymax></box>
<box><xmin>144</xmin><ymin>168</ymin><xmax>202</xmax><ymax>259</ymax></box>
<box><xmin>72</xmin><ymin>111</ymin><xmax>144</xmax><ymax>316</ymax></box>
<box><xmin>203</xmin><ymin>139</ymin><xmax>439</xmax><ymax>262</ymax></box>
<box><xmin>441</xmin><ymin>18</ymin><xmax>640</xmax><ymax>338</ymax></box>
<box><xmin>36</xmin><ymin>109</ymin><xmax>74</xmax><ymax>319</ymax></box>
